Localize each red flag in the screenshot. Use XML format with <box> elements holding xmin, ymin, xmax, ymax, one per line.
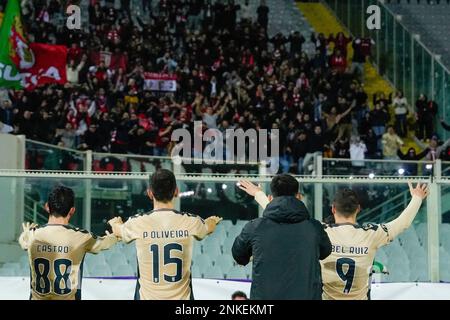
<box><xmin>21</xmin><ymin>43</ymin><xmax>67</xmax><ymax>91</ymax></box>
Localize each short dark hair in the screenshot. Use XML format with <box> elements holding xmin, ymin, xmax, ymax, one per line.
<box><xmin>333</xmin><ymin>189</ymin><xmax>360</xmax><ymax>217</ymax></box>
<box><xmin>47</xmin><ymin>186</ymin><xmax>75</xmax><ymax>217</ymax></box>
<box><xmin>150</xmin><ymin>169</ymin><xmax>177</xmax><ymax>203</ymax></box>
<box><xmin>231</xmin><ymin>291</ymin><xmax>248</xmax><ymax>300</ymax></box>
<box><xmin>270</xmin><ymin>174</ymin><xmax>299</xmax><ymax>197</ymax></box>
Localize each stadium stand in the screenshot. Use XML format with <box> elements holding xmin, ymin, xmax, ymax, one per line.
<box><xmin>387</xmin><ymin>1</ymin><xmax>450</xmax><ymax>68</ymax></box>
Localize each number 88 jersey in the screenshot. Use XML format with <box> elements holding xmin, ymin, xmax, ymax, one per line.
<box><xmin>20</xmin><ymin>224</ymin><xmax>118</xmax><ymax>300</ymax></box>
<box><xmin>320</xmin><ymin>223</ymin><xmax>391</xmax><ymax>300</ymax></box>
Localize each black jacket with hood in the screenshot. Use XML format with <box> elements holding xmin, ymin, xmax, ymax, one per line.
<box><xmin>232</xmin><ymin>196</ymin><xmax>332</xmax><ymax>300</ymax></box>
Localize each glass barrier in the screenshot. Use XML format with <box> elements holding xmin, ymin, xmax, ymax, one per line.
<box><xmin>0</xmin><ymin>172</ymin><xmax>433</xmax><ymax>282</ymax></box>
<box><xmin>25</xmin><ymin>140</ymin><xmax>86</xmax><ymax>171</ymax></box>
<box><xmin>440</xmin><ymin>184</ymin><xmax>450</xmax><ymax>282</ymax></box>
<box><xmin>322</xmin><ymin>158</ymin><xmax>434</xmax><ymax>177</ymax></box>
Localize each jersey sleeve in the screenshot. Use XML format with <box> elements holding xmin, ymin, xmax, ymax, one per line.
<box><xmin>120</xmin><ymin>217</ymin><xmax>142</xmax><ymax>244</ymax></box>
<box><xmin>255</xmin><ymin>191</ymin><xmax>270</xmax><ymax>209</ymax></box>
<box><xmin>370</xmin><ymin>223</ymin><xmax>391</xmax><ymax>249</ymax></box>
<box><xmin>85</xmin><ymin>232</ymin><xmax>119</xmax><ymax>254</ymax></box>
<box><xmin>384</xmin><ymin>195</ymin><xmax>423</xmax><ymax>241</ymax></box>
<box><xmin>187</xmin><ymin>215</ymin><xmax>208</xmax><ymax>241</ymax></box>
<box><xmin>18</xmin><ymin>227</ymin><xmax>35</xmax><ymax>250</ymax></box>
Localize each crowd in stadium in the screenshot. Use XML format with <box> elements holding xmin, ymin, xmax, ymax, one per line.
<box><xmin>0</xmin><ymin>0</ymin><xmax>450</xmax><ymax>174</ymax></box>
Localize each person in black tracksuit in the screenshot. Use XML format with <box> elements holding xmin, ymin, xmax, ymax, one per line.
<box><xmin>232</xmin><ymin>175</ymin><xmax>332</xmax><ymax>300</ymax></box>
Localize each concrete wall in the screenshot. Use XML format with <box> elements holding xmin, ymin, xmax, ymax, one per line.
<box><xmin>0</xmin><ymin>135</ymin><xmax>25</xmax><ymax>262</ymax></box>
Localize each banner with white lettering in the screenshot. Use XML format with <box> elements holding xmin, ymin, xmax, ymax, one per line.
<box><xmin>1</xmin><ymin>277</ymin><xmax>450</xmax><ymax>300</ymax></box>
<box><xmin>143</xmin><ymin>73</ymin><xmax>177</xmax><ymax>92</ymax></box>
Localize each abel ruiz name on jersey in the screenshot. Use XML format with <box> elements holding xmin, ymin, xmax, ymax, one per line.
<box><xmin>143</xmin><ymin>230</ymin><xmax>189</xmax><ymax>239</ymax></box>
<box><xmin>331</xmin><ymin>245</ymin><xmax>369</xmax><ymax>255</ymax></box>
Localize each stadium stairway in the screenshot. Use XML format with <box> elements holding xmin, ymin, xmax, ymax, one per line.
<box><xmin>295</xmin><ymin>2</ymin><xmax>418</xmax><ymax>151</ymax></box>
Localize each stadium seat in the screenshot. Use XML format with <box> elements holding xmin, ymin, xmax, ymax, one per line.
<box><xmin>192</xmin><ymin>254</ymin><xmax>213</xmax><ymax>268</ymax></box>
<box><xmin>3</xmin><ymin>262</ymin><xmax>21</xmax><ymax>270</ymax></box>
<box><xmin>191</xmin><ymin>265</ymin><xmax>202</xmax><ymax>278</ymax></box>
<box><xmin>220</xmin><ymin>220</ymin><xmax>234</xmax><ymax>230</ymax></box>
<box><xmin>122</xmin><ymin>244</ymin><xmax>137</xmax><ymax>261</ymax></box>
<box><xmin>235</xmin><ymin>220</ymin><xmax>248</xmax><ymax>228</ymax></box>
<box><xmin>203</xmin><ymin>266</ymin><xmax>225</xmax><ymax>280</ymax></box>
<box><xmin>18</xmin><ymin>255</ymin><xmax>29</xmax><ymax>266</ymax></box>
<box><xmin>414</xmin><ymin>223</ymin><xmax>427</xmax><ymax>244</ymax></box>
<box><xmin>111</xmin><ymin>264</ymin><xmax>135</xmax><ymax>277</ymax></box>
<box><xmin>202</xmin><ymin>235</ymin><xmax>224</xmax><ymax>258</ymax></box>
<box><xmin>440</xmin><ymin>248</ymin><xmax>450</xmax><ymax>282</ymax></box>
<box><xmin>222</xmin><ymin>236</ymin><xmax>237</xmax><ymax>255</ymax></box>
<box><xmin>92</xmin><ymin>264</ymin><xmax>113</xmax><ymax>277</ymax></box>
<box><xmin>108</xmin><ymin>252</ymin><xmax>129</xmax><ymax>266</ymax></box>
<box><xmin>227</xmin><ymin>224</ymin><xmax>243</xmax><ymax>239</ymax></box>
<box><xmin>84</xmin><ymin>252</ymin><xmax>107</xmax><ymax>268</ymax></box>
<box><xmin>193</xmin><ymin>243</ymin><xmax>203</xmax><ymax>256</ymax></box>
<box><xmin>225</xmin><ymin>266</ymin><xmax>247</xmax><ymax>280</ymax></box>
<box><xmin>215</xmin><ymin>254</ymin><xmax>236</xmax><ymax>272</ymax></box>
<box><xmin>388</xmin><ymin>261</ymin><xmax>411</xmax><ymax>282</ymax></box>
<box><xmin>213</xmin><ymin>224</ymin><xmax>228</xmax><ymax>243</ymax></box>
<box><xmin>375</xmin><ymin>247</ymin><xmax>389</xmax><ymax>265</ymax></box>
<box><xmin>16</xmin><ymin>267</ymin><xmax>29</xmax><ymax>277</ymax></box>
<box><xmin>0</xmin><ymin>267</ymin><xmax>16</xmax><ymax>276</ymax></box>
<box><xmin>244</xmin><ymin>263</ymin><xmax>253</xmax><ymax>280</ymax></box>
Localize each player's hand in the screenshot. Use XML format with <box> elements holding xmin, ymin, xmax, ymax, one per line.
<box><xmin>22</xmin><ymin>222</ymin><xmax>37</xmax><ymax>232</ymax></box>
<box><xmin>108</xmin><ymin>217</ymin><xmax>123</xmax><ymax>226</ymax></box>
<box><xmin>205</xmin><ymin>216</ymin><xmax>223</xmax><ymax>225</ymax></box>
<box><xmin>238</xmin><ymin>180</ymin><xmax>262</xmax><ymax>197</ymax></box>
<box><xmin>408</xmin><ymin>182</ymin><xmax>429</xmax><ymax>200</ymax></box>
<box><xmin>205</xmin><ymin>216</ymin><xmax>223</xmax><ymax>234</ymax></box>
<box><xmin>108</xmin><ymin>217</ymin><xmax>124</xmax><ymax>237</ymax></box>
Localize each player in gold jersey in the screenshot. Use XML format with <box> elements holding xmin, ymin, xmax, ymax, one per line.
<box><xmin>18</xmin><ymin>186</ymin><xmax>118</xmax><ymax>300</ymax></box>
<box><xmin>238</xmin><ymin>179</ymin><xmax>428</xmax><ymax>300</ymax></box>
<box><xmin>109</xmin><ymin>169</ymin><xmax>222</xmax><ymax>300</ymax></box>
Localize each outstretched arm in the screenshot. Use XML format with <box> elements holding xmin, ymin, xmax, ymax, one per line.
<box><xmin>18</xmin><ymin>222</ymin><xmax>38</xmax><ymax>250</ymax></box>
<box><xmin>108</xmin><ymin>216</ymin><xmax>137</xmax><ymax>244</ymax></box>
<box><xmin>238</xmin><ymin>180</ymin><xmax>270</xmax><ymax>209</ymax></box>
<box><xmin>384</xmin><ymin>182</ymin><xmax>429</xmax><ymax>240</ymax></box>
<box><xmin>86</xmin><ymin>231</ymin><xmax>119</xmax><ymax>254</ymax></box>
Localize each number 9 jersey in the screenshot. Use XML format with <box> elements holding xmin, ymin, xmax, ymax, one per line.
<box><xmin>19</xmin><ymin>224</ymin><xmax>118</xmax><ymax>300</ymax></box>
<box><xmin>320</xmin><ymin>223</ymin><xmax>391</xmax><ymax>300</ymax></box>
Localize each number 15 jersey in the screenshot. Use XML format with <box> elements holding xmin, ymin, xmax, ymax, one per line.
<box><xmin>119</xmin><ymin>209</ymin><xmax>209</xmax><ymax>300</ymax></box>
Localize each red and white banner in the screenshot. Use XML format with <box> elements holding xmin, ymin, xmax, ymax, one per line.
<box><xmin>144</xmin><ymin>72</ymin><xmax>177</xmax><ymax>92</ymax></box>
<box><xmin>21</xmin><ymin>43</ymin><xmax>67</xmax><ymax>91</ymax></box>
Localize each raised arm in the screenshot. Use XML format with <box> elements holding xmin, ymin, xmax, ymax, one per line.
<box><xmin>238</xmin><ymin>180</ymin><xmax>270</xmax><ymax>209</ymax></box>
<box><xmin>18</xmin><ymin>222</ymin><xmax>38</xmax><ymax>250</ymax></box>
<box><xmin>384</xmin><ymin>182</ymin><xmax>428</xmax><ymax>240</ymax></box>
<box><xmin>413</xmin><ymin>135</ymin><xmax>428</xmax><ymax>150</ymax></box>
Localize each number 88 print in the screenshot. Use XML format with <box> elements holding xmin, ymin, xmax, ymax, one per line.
<box><xmin>34</xmin><ymin>258</ymin><xmax>72</xmax><ymax>295</ymax></box>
